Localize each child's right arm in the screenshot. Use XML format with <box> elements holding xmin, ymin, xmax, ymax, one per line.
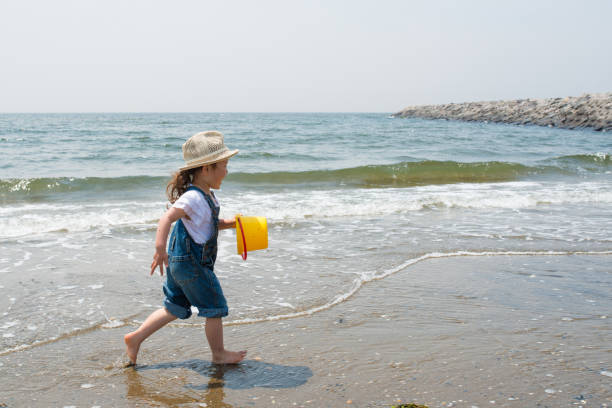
<box><xmin>150</xmin><ymin>207</ymin><xmax>186</xmax><ymax>276</ymax></box>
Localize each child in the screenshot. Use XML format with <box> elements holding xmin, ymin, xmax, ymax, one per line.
<box><xmin>124</xmin><ymin>130</ymin><xmax>247</xmax><ymax>365</ymax></box>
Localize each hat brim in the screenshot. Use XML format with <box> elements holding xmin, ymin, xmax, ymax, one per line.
<box><xmin>179</xmin><ymin>149</ymin><xmax>239</xmax><ymax>171</ymax></box>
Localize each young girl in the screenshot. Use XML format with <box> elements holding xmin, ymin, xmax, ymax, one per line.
<box><xmin>124</xmin><ymin>130</ymin><xmax>247</xmax><ymax>365</ymax></box>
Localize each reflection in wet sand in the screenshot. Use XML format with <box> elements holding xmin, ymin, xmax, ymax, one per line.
<box><xmin>125</xmin><ymin>367</ymin><xmax>213</xmax><ymax>407</ymax></box>
<box><xmin>125</xmin><ymin>359</ymin><xmax>312</xmax><ymax>406</ymax></box>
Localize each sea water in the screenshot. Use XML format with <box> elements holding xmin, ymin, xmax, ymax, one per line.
<box><xmin>0</xmin><ymin>113</ymin><xmax>610</xmax><ymax>355</ymax></box>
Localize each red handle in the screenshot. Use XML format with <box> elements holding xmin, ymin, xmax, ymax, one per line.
<box><xmin>237</xmin><ymin>216</ymin><xmax>247</xmax><ymax>261</ymax></box>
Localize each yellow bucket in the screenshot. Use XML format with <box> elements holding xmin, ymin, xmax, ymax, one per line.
<box><xmin>236</xmin><ymin>216</ymin><xmax>268</xmax><ymax>260</ymax></box>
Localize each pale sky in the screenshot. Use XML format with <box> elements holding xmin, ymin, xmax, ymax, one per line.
<box><xmin>1</xmin><ymin>0</ymin><xmax>611</xmax><ymax>112</ymax></box>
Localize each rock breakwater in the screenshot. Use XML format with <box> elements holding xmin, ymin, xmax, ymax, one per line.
<box><xmin>392</xmin><ymin>93</ymin><xmax>611</xmax><ymax>131</ymax></box>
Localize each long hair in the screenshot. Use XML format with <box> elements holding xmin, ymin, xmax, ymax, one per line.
<box><xmin>166</xmin><ymin>167</ymin><xmax>200</xmax><ymax>204</ymax></box>
<box><xmin>166</xmin><ymin>163</ymin><xmax>217</xmax><ymax>203</ymax></box>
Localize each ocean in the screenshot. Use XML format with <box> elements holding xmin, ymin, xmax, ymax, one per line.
<box><xmin>1</xmin><ymin>113</ymin><xmax>611</xmax><ymax>406</ymax></box>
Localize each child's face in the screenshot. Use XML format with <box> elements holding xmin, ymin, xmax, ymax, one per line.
<box><xmin>204</xmin><ymin>159</ymin><xmax>228</xmax><ymax>189</ymax></box>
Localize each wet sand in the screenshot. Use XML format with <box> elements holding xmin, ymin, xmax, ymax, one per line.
<box><xmin>1</xmin><ymin>254</ymin><xmax>611</xmax><ymax>407</ymax></box>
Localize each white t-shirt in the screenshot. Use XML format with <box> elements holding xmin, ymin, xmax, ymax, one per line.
<box><xmin>172</xmin><ymin>188</ymin><xmax>219</xmax><ymax>244</ymax></box>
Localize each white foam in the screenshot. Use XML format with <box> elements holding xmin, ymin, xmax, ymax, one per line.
<box><xmin>3</xmin><ymin>181</ymin><xmax>612</xmax><ymax>239</ymax></box>
<box><xmin>101</xmin><ymin>319</ymin><xmax>126</xmax><ymax>329</ymax></box>
<box><xmin>222</xmin><ymin>181</ymin><xmax>612</xmax><ymax>223</ymax></box>
<box><xmin>8</xmin><ymin>179</ymin><xmax>32</xmax><ymax>192</ymax></box>
<box><xmin>0</xmin><ymin>201</ymin><xmax>164</xmax><ymax>239</ymax></box>
<box><xmin>13</xmin><ymin>251</ymin><xmax>31</xmax><ymax>267</ymax></box>
<box><xmin>274</xmin><ymin>301</ymin><xmax>296</xmax><ymax>309</ymax></box>
<box><xmin>0</xmin><ymin>320</ymin><xmax>19</xmax><ymax>329</ymax></box>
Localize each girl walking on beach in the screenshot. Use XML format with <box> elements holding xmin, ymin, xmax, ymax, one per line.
<box><xmin>124</xmin><ymin>131</ymin><xmax>246</xmax><ymax>365</ymax></box>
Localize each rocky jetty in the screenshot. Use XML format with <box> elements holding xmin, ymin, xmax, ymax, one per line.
<box><xmin>392</xmin><ymin>93</ymin><xmax>611</xmax><ymax>131</ymax></box>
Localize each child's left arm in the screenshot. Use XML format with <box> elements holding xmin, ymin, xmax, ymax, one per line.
<box><xmin>218</xmin><ymin>216</ymin><xmax>237</xmax><ymax>230</ymax></box>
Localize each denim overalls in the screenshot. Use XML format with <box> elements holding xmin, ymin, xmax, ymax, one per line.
<box><xmin>163</xmin><ymin>186</ymin><xmax>228</xmax><ymax>319</ymax></box>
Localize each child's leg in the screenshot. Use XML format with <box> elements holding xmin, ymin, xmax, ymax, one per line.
<box><xmin>205</xmin><ymin>317</ymin><xmax>247</xmax><ymax>364</ymax></box>
<box><xmin>124</xmin><ymin>308</ymin><xmax>177</xmax><ymax>365</ymax></box>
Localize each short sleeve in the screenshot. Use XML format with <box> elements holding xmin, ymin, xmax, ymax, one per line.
<box><xmin>171</xmin><ymin>188</ymin><xmax>215</xmax><ymax>243</ymax></box>
<box><xmin>173</xmin><ymin>190</ymin><xmax>206</xmax><ymax>224</ymax></box>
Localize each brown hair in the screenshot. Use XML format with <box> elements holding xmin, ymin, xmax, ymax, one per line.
<box><xmin>166</xmin><ymin>163</ymin><xmax>217</xmax><ymax>203</ymax></box>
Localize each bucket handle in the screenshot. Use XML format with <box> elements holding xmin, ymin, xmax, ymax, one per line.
<box><xmin>237</xmin><ymin>216</ymin><xmax>247</xmax><ymax>261</ymax></box>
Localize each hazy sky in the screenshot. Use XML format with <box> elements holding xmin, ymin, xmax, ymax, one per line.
<box><xmin>1</xmin><ymin>0</ymin><xmax>611</xmax><ymax>112</ymax></box>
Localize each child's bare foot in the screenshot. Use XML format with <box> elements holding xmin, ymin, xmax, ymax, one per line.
<box><xmin>212</xmin><ymin>349</ymin><xmax>247</xmax><ymax>364</ymax></box>
<box><xmin>124</xmin><ymin>332</ymin><xmax>141</xmax><ymax>366</ymax></box>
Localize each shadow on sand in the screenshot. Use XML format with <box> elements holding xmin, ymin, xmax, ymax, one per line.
<box><xmin>125</xmin><ymin>359</ymin><xmax>312</xmax><ymax>407</ymax></box>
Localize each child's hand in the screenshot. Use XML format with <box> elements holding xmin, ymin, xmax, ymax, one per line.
<box><xmin>234</xmin><ymin>213</ymin><xmax>243</xmax><ymax>229</ymax></box>
<box><xmin>151</xmin><ymin>248</ymin><xmax>169</xmax><ymax>276</ymax></box>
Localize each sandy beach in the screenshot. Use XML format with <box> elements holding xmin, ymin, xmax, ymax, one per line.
<box><xmin>1</xmin><ymin>253</ymin><xmax>610</xmax><ymax>407</ymax></box>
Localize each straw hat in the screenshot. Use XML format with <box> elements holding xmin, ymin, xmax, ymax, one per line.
<box><xmin>180</xmin><ymin>131</ymin><xmax>239</xmax><ymax>171</ymax></box>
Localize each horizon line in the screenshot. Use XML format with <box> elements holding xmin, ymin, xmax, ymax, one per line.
<box><xmin>0</xmin><ymin>111</ymin><xmax>394</xmax><ymax>115</ymax></box>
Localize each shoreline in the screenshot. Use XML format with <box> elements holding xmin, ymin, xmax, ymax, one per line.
<box><xmin>1</xmin><ymin>253</ymin><xmax>610</xmax><ymax>407</ymax></box>
<box><xmin>392</xmin><ymin>93</ymin><xmax>611</xmax><ymax>131</ymax></box>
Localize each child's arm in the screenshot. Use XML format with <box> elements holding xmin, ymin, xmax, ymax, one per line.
<box><xmin>218</xmin><ymin>216</ymin><xmax>237</xmax><ymax>230</ymax></box>
<box><xmin>150</xmin><ymin>207</ymin><xmax>186</xmax><ymax>276</ymax></box>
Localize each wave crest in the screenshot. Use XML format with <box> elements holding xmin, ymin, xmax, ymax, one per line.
<box><xmin>1</xmin><ymin>154</ymin><xmax>608</xmax><ymax>197</ymax></box>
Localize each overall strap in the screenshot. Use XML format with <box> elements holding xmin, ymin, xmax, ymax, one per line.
<box><xmin>185</xmin><ymin>186</ymin><xmax>219</xmax><ymax>264</ymax></box>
